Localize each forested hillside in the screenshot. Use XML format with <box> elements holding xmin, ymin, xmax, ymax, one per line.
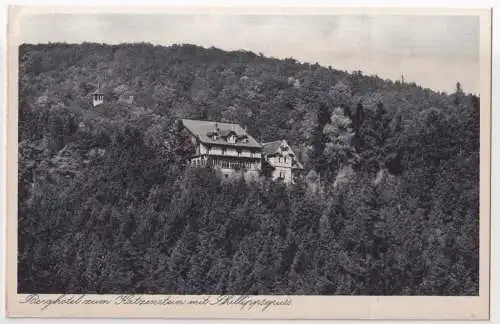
<box><xmin>18</xmin><ymin>43</ymin><xmax>480</xmax><ymax>295</ymax></box>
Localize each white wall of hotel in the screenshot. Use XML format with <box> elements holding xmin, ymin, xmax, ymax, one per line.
<box><xmin>189</xmin><ymin>142</ymin><xmax>300</xmax><ymax>183</ymax></box>
<box><xmin>270</xmin><ymin>166</ymin><xmax>293</xmax><ymax>183</ymax></box>
<box><xmin>189</xmin><ymin>142</ymin><xmax>262</xmax><ymax>172</ymax></box>
<box><xmin>192</xmin><ymin>158</ymin><xmax>261</xmax><ymax>171</ymax></box>
<box><xmin>267</xmin><ymin>155</ymin><xmax>293</xmax><ymax>168</ymax></box>
<box><xmin>266</xmin><ymin>153</ymin><xmax>295</xmax><ymax>183</ymax></box>
<box><xmin>197</xmin><ymin>143</ymin><xmax>261</xmax><ymax>158</ymax></box>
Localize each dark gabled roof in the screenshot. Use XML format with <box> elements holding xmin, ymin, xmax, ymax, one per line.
<box><xmin>93</xmin><ymin>84</ymin><xmax>104</xmax><ymax>94</ymax></box>
<box><xmin>181</xmin><ymin>119</ymin><xmax>262</xmax><ymax>149</ymax></box>
<box><xmin>262</xmin><ymin>140</ymin><xmax>282</xmax><ymax>155</ymax></box>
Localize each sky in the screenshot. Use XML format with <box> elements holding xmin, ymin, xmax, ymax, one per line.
<box><xmin>17</xmin><ymin>13</ymin><xmax>480</xmax><ymax>94</ymax></box>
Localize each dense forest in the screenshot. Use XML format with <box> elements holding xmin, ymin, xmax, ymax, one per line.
<box><xmin>18</xmin><ymin>43</ymin><xmax>480</xmax><ymax>295</ymax></box>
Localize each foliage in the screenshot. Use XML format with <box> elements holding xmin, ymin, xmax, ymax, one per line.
<box><xmin>18</xmin><ymin>43</ymin><xmax>479</xmax><ymax>295</ymax></box>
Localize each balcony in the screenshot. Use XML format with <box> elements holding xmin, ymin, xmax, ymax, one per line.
<box><xmin>189</xmin><ymin>156</ymin><xmax>261</xmax><ymax>171</ymax></box>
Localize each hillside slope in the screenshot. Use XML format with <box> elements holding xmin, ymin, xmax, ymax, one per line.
<box><xmin>18</xmin><ymin>43</ymin><xmax>479</xmax><ymax>295</ymax></box>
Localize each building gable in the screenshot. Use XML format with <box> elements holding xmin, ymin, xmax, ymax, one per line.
<box><xmin>262</xmin><ymin>140</ymin><xmax>304</xmax><ymax>169</ymax></box>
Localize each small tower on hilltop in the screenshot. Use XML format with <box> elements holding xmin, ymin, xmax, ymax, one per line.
<box><xmin>92</xmin><ymin>81</ymin><xmax>104</xmax><ymax>107</ymax></box>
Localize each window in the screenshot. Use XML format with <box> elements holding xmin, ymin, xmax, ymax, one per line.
<box><xmin>279</xmin><ymin>157</ymin><xmax>283</xmax><ymax>163</ymax></box>
<box><xmin>284</xmin><ymin>156</ymin><xmax>287</xmax><ymax>163</ymax></box>
<box><xmin>279</xmin><ymin>171</ymin><xmax>284</xmax><ymax>179</ymax></box>
<box><xmin>222</xmin><ymin>148</ymin><xmax>226</xmax><ymax>155</ymax></box>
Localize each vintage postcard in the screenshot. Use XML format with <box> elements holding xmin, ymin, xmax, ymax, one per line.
<box><xmin>5</xmin><ymin>5</ymin><xmax>492</xmax><ymax>319</ymax></box>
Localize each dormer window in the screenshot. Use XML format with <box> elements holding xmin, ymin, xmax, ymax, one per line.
<box><xmin>213</xmin><ymin>133</ymin><xmax>219</xmax><ymax>140</ymax></box>
<box><xmin>227</xmin><ymin>135</ymin><xmax>236</xmax><ymax>144</ymax></box>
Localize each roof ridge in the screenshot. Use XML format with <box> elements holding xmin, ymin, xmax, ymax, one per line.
<box><xmin>262</xmin><ymin>140</ymin><xmax>282</xmax><ymax>145</ymax></box>
<box><xmin>181</xmin><ymin>118</ymin><xmax>262</xmax><ymax>148</ymax></box>
<box><xmin>181</xmin><ymin>118</ymin><xmax>241</xmax><ymax>126</ymax></box>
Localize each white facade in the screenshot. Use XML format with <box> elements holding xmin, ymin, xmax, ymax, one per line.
<box><xmin>196</xmin><ymin>143</ymin><xmax>260</xmax><ymax>159</ymax></box>
<box><xmin>262</xmin><ymin>140</ymin><xmax>303</xmax><ymax>184</ymax></box>
<box><xmin>271</xmin><ymin>166</ymin><xmax>293</xmax><ymax>183</ymax></box>
<box><xmin>267</xmin><ymin>155</ymin><xmax>293</xmax><ymax>168</ymax></box>
<box><xmin>184</xmin><ymin>122</ymin><xmax>263</xmax><ymax>180</ymax></box>
<box><xmin>92</xmin><ymin>93</ymin><xmax>104</xmax><ymax>107</ymax></box>
<box><xmin>182</xmin><ymin>119</ymin><xmax>302</xmax><ymax>183</ymax></box>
